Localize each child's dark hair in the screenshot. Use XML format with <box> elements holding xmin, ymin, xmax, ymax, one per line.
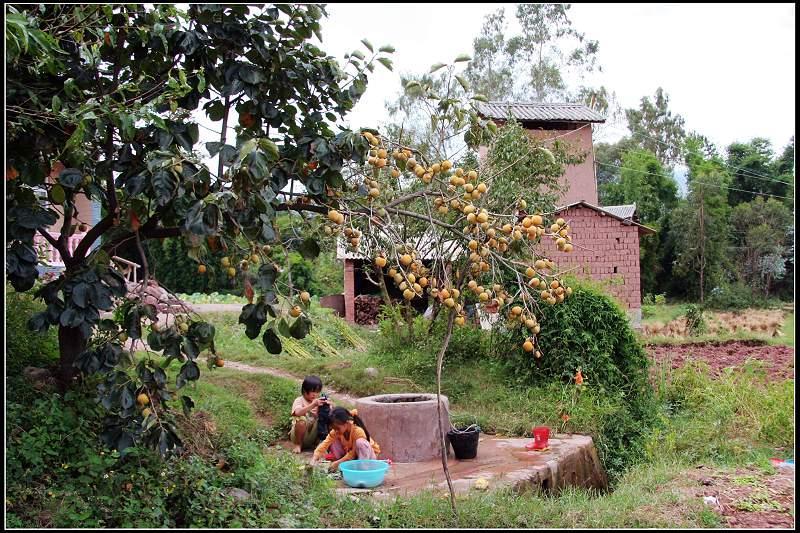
<box><xmin>331</xmin><ymin>406</ymin><xmax>370</xmax><ymax>442</ymax></box>
<box><xmin>301</xmin><ymin>375</ymin><xmax>323</xmax><ymax>395</ymax></box>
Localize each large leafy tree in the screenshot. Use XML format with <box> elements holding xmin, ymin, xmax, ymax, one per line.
<box><xmin>624</xmin><ymin>87</ymin><xmax>687</xmax><ymax>166</ymax></box>
<box><xmin>671</xmin><ymin>138</ymin><xmax>732</xmax><ymax>303</ymax></box>
<box><xmin>7</xmin><ymin>8</ymin><xmax>581</xmax><ymax>507</ymax></box>
<box><xmin>6</xmin><ymin>3</ymin><xmax>391</xmax><ymax>454</ymax></box>
<box><xmin>729</xmin><ymin>197</ymin><xmax>793</xmax><ymax>297</ymax></box>
<box><xmin>465</xmin><ymin>4</ymin><xmax>606</xmax><ymax>107</ymax></box>
<box><xmin>726</xmin><ymin>138</ymin><xmax>793</xmax><ymax>207</ymax></box>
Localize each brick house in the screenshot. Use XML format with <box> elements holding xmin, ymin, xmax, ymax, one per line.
<box><xmin>335</xmin><ymin>102</ymin><xmax>654</xmax><ymax>326</ymax></box>
<box><xmin>32</xmin><ymin>181</ymin><xmax>143</xmax><ymax>282</ymax></box>
<box><xmin>32</xmin><ymin>184</ymin><xmax>104</xmax><ymax>276</ymax></box>
<box><xmin>478</xmin><ymin>102</ymin><xmax>655</xmax><ymax>325</ymax></box>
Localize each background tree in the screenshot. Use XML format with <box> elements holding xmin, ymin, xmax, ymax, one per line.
<box><xmin>601</xmin><ymin>149</ymin><xmax>678</xmax><ymax>297</ymax></box>
<box><xmin>594</xmin><ymin>136</ymin><xmax>640</xmax><ymax>196</ymax></box>
<box><xmin>671</xmin><ymin>137</ymin><xmax>732</xmax><ymax>303</ymax></box>
<box><xmin>729</xmin><ymin>197</ymin><xmax>793</xmax><ymax>297</ymax></box>
<box><xmin>389</xmin><ymin>2</ymin><xmax>610</xmax><ymax>160</ymax></box>
<box><xmin>624</xmin><ymin>87</ymin><xmax>687</xmax><ymax>166</ymax></box>
<box><xmin>725</xmin><ymin>138</ymin><xmax>792</xmax><ymax>206</ymax></box>
<box><xmin>465</xmin><ymin>4</ymin><xmax>605</xmax><ymax>106</ymax></box>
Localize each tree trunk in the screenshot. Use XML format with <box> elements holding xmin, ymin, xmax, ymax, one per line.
<box><xmin>378</xmin><ymin>272</ymin><xmax>392</xmax><ymax>308</ymax></box>
<box><xmin>436</xmin><ymin>309</ymin><xmax>458</xmax><ymax>520</ymax></box>
<box><xmin>699</xmin><ymin>190</ymin><xmax>705</xmax><ymax>304</ymax></box>
<box><xmin>57</xmin><ymin>325</ymin><xmax>87</xmax><ymax>392</ymax></box>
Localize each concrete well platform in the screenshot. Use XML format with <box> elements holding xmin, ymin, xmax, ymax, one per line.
<box><xmin>313</xmin><ymin>433</ymin><xmax>608</xmax><ymax>499</ymax></box>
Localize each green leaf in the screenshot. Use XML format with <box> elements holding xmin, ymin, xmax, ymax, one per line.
<box><xmin>197</xmin><ymin>70</ymin><xmax>206</xmax><ymax>93</ymax></box>
<box><xmin>151</xmin><ymin>170</ymin><xmax>177</xmax><ymax>206</ymax></box>
<box><xmin>52</xmin><ymin>95</ymin><xmax>62</xmax><ymax>114</ymax></box>
<box><xmin>180</xmin><ymin>395</ymin><xmax>194</xmax><ymax>416</ymax></box>
<box><xmin>259</xmin><ymin>138</ymin><xmax>280</xmax><ymax>160</ymax></box>
<box><xmin>377</xmin><ymin>57</ymin><xmax>393</xmax><ymax>71</ymax></box>
<box><xmin>289</xmin><ymin>315</ymin><xmax>312</xmax><ymax>340</ymax></box>
<box><xmin>206</xmin><ymin>141</ymin><xmax>224</xmax><ymax>156</ymax></box>
<box><xmin>58</xmin><ymin>168</ymin><xmax>83</xmax><ymax>189</ymax></box>
<box><xmin>277</xmin><ymin>318</ymin><xmax>291</xmax><ymax>337</ymax></box>
<box><xmin>429</xmin><ymin>62</ymin><xmax>447</xmax><ymax>73</ymax></box>
<box><xmin>360</xmin><ymin>38</ymin><xmax>373</xmax><ymax>52</ymax></box>
<box><xmin>378</xmin><ymin>45</ymin><xmax>395</xmax><ymax>53</ymax></box>
<box><xmin>472</xmin><ymin>94</ymin><xmax>489</xmax><ymax>103</ymax></box>
<box><xmin>262</xmin><ymin>328</ymin><xmax>282</xmax><ymax>354</ymax></box>
<box><xmin>71</xmin><ymin>283</ymin><xmax>89</xmax><ymax>308</ymax></box>
<box><xmin>177</xmin><ymin>361</ymin><xmax>200</xmax><ymax>389</ymax></box>
<box><xmin>454</xmin><ymin>53</ymin><xmax>472</xmax><ymax>63</ymax></box>
<box><xmin>298</xmin><ymin>237</ymin><xmax>320</xmax><ymax>260</ymax></box>
<box><xmin>351</xmin><ymin>50</ymin><xmax>365</xmax><ymax>60</ymax></box>
<box><xmin>455</xmin><ymin>75</ymin><xmax>470</xmax><ymax>92</ymax></box>
<box><xmin>256</xmin><ymin>263</ymin><xmax>277</xmax><ymax>291</ymax></box>
<box><xmin>237</xmin><ymin>138</ymin><xmax>258</xmax><ymax>164</ymax></box>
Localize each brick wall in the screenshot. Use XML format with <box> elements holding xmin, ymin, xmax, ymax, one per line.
<box><xmin>478</xmin><ymin>122</ymin><xmax>598</xmax><ymax>206</ymax></box>
<box><xmin>527</xmin><ymin>126</ymin><xmax>598</xmax><ymax>206</ymax></box>
<box><xmin>536</xmin><ymin>205</ymin><xmax>642</xmax><ymax>312</ymax></box>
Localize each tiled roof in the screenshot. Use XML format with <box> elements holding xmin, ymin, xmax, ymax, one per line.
<box><xmin>601</xmin><ymin>204</ymin><xmax>637</xmax><ymax>220</ymax></box>
<box><xmin>476</xmin><ymin>101</ymin><xmax>606</xmax><ymax>123</ymax></box>
<box><xmin>552</xmin><ymin>201</ymin><xmax>656</xmax><ymax>235</ymax></box>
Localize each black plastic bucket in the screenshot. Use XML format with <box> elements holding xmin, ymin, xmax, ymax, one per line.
<box><xmin>447</xmin><ymin>427</ymin><xmax>480</xmax><ymax>460</ymax></box>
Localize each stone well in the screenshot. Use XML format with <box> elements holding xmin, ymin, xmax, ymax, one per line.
<box><xmin>355</xmin><ymin>393</ymin><xmax>450</xmax><ymax>463</ymax></box>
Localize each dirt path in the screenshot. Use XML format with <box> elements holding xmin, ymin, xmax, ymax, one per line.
<box><xmin>223</xmin><ymin>360</ymin><xmax>360</xmax><ymax>407</ymax></box>
<box><xmin>190</xmin><ymin>303</ymin><xmax>246</xmax><ymax>314</ymax></box>
<box><xmin>686</xmin><ymin>464</ymin><xmax>795</xmax><ymax>528</ymax></box>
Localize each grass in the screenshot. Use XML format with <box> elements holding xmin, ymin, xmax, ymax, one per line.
<box><xmin>771</xmin><ymin>311</ymin><xmax>794</xmax><ymax>347</ymax></box>
<box><xmin>8</xmin><ymin>286</ymin><xmax>792</xmax><ymax>528</ymax></box>
<box><xmin>166</xmin><ymin>360</ymin><xmax>727</xmax><ymax>528</ymax></box>
<box><xmin>642</xmin><ymin>303</ymin><xmax>688</xmax><ymax>324</ymax></box>
<box><xmin>641</xmin><ymin>305</ymin><xmax>795</xmax><ymax>347</ymax></box>
<box><xmin>319</xmin><ymin>459</ymin><xmax>715</xmax><ymax>528</ymax></box>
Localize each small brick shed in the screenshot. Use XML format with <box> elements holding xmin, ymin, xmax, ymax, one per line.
<box><xmin>537</xmin><ymin>201</ymin><xmax>656</xmax><ymax>326</ymax></box>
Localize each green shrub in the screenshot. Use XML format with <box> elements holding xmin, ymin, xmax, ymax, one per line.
<box><xmin>6</xmin><ymin>283</ymin><xmax>59</xmax><ymax>375</ymax></box>
<box><xmin>706</xmin><ymin>282</ymin><xmax>782</xmax><ymax>310</ymax></box>
<box><xmin>497</xmin><ymin>284</ymin><xmax>649</xmax><ymax>391</ymax></box>
<box><xmin>654</xmin><ymin>294</ymin><xmax>666</xmax><ymax>305</ymax></box>
<box><xmin>683</xmin><ymin>304</ymin><xmax>706</xmax><ymax>336</ymax></box>
<box><xmin>648</xmin><ymin>360</ymin><xmax>794</xmax><ymax>465</ymax></box>
<box><xmin>492</xmin><ymin>283</ymin><xmax>659</xmax><ymax>480</ymax></box>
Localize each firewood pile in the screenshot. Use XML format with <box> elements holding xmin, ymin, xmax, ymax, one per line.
<box><xmin>354</xmin><ymin>294</ymin><xmax>383</xmax><ymax>325</ymax></box>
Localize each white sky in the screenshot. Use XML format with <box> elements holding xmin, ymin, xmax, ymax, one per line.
<box><xmin>193</xmin><ymin>3</ymin><xmax>795</xmax><ymax>197</ymax></box>
<box><xmin>317</xmin><ymin>2</ymin><xmax>795</xmax><ymax>154</ymax></box>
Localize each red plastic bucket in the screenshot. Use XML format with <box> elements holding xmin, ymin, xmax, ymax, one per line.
<box><xmin>532</xmin><ymin>426</ymin><xmax>550</xmax><ymax>449</ymax></box>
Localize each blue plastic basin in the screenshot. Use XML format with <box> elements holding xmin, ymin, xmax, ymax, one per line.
<box><xmin>338</xmin><ymin>459</ymin><xmax>389</xmax><ymax>488</ymax></box>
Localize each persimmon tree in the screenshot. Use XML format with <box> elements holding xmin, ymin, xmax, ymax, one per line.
<box><xmin>6</xmin><ymin>4</ymin><xmax>578</xmax><ymax>502</ymax></box>
<box><xmin>6</xmin><ymin>3</ymin><xmax>393</xmax><ymax>455</ymax></box>
<box><xmin>321</xmin><ymin>61</ymin><xmax>581</xmax><ymax>514</ymax></box>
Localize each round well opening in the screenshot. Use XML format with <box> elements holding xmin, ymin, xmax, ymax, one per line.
<box><xmin>372</xmin><ymin>395</ymin><xmax>433</xmax><ymax>404</ymax></box>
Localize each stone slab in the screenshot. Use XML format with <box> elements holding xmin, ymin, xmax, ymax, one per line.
<box><xmin>306</xmin><ymin>433</ymin><xmax>608</xmax><ymax>500</ymax></box>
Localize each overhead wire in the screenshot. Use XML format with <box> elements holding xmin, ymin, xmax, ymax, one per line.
<box><xmin>596</xmin><ymin>161</ymin><xmax>790</xmax><ymax>200</ymax></box>
<box><xmin>604</xmin><ymin>123</ymin><xmax>793</xmax><ymax>186</ymax></box>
